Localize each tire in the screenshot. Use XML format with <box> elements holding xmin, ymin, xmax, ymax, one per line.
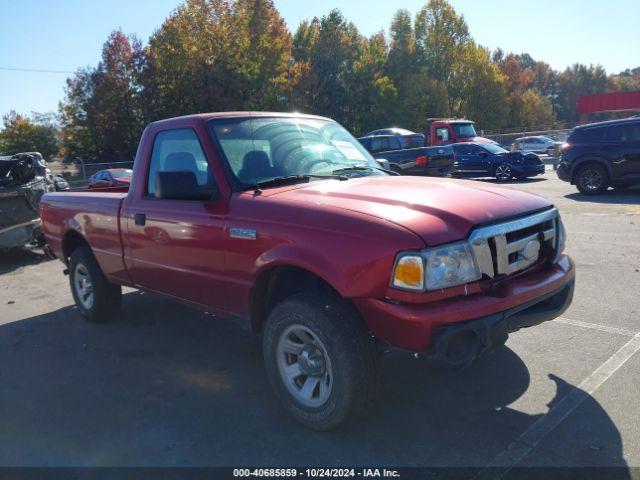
<box><xmin>69</xmin><ymin>246</ymin><xmax>122</xmax><ymax>322</ymax></box>
<box><xmin>575</xmin><ymin>163</ymin><xmax>609</xmax><ymax>195</ymax></box>
<box><xmin>263</xmin><ymin>292</ymin><xmax>377</xmax><ymax>430</ymax></box>
<box><xmin>495</xmin><ymin>163</ymin><xmax>512</xmax><ymax>181</ymax></box>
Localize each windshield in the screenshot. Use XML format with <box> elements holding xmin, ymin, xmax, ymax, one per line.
<box><xmin>481</xmin><ymin>143</ymin><xmax>509</xmax><ymax>154</ymax></box>
<box><xmin>452</xmin><ymin>123</ymin><xmax>477</xmax><ymax>138</ymax></box>
<box><xmin>111</xmin><ymin>169</ymin><xmax>133</xmax><ymax>179</ymax></box>
<box><xmin>208</xmin><ymin>116</ymin><xmax>383</xmax><ymax>187</ymax></box>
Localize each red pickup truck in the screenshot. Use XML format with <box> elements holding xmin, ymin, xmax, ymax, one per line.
<box><xmin>40</xmin><ymin>112</ymin><xmax>575</xmax><ymax>430</ymax></box>
<box><xmin>427</xmin><ymin>118</ymin><xmax>496</xmax><ymax>146</ymax></box>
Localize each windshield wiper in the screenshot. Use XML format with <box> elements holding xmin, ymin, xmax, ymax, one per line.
<box><xmin>250</xmin><ymin>174</ymin><xmax>347</xmax><ymax>194</ymax></box>
<box><xmin>331</xmin><ymin>165</ymin><xmax>393</xmax><ymax>175</ymax></box>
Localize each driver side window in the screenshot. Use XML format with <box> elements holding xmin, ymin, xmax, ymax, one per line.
<box><xmin>147</xmin><ymin>128</ymin><xmax>213</xmax><ymax>195</ymax></box>
<box><xmin>436</xmin><ymin>127</ymin><xmax>449</xmax><ymax>141</ymax></box>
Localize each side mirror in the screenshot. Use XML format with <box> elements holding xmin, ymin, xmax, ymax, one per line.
<box><xmin>155</xmin><ymin>171</ymin><xmax>215</xmax><ymax>201</ymax></box>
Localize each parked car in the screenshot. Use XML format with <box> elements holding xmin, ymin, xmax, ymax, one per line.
<box><xmin>51</xmin><ymin>175</ymin><xmax>70</xmax><ymax>191</ymax></box>
<box><xmin>41</xmin><ymin>112</ymin><xmax>574</xmax><ymax>430</ymax></box>
<box><xmin>88</xmin><ymin>168</ymin><xmax>133</xmax><ymax>189</ymax></box>
<box><xmin>512</xmin><ymin>136</ymin><xmax>562</xmax><ymax>156</ymax></box>
<box><xmin>358</xmin><ymin>135</ymin><xmax>454</xmax><ymax>176</ymax></box>
<box><xmin>0</xmin><ymin>153</ymin><xmax>48</xmax><ymax>250</ymax></box>
<box><xmin>362</xmin><ymin>128</ymin><xmax>425</xmax><ymax>149</ymax></box>
<box><xmin>557</xmin><ymin>117</ymin><xmax>640</xmax><ymax>195</ymax></box>
<box><xmin>452</xmin><ymin>142</ymin><xmax>545</xmax><ymax>181</ymax></box>
<box><xmin>426</xmin><ymin>118</ymin><xmax>497</xmax><ymax>146</ymax></box>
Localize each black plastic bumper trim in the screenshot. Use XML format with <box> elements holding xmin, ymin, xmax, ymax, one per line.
<box><xmin>424</xmin><ymin>278</ymin><xmax>575</xmax><ymax>368</ymax></box>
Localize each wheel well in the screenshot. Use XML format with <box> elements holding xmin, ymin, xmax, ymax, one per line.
<box><xmin>249</xmin><ymin>266</ymin><xmax>339</xmax><ymax>333</ymax></box>
<box><xmin>571</xmin><ymin>159</ymin><xmax>611</xmax><ymax>184</ymax></box>
<box><xmin>62</xmin><ymin>230</ymin><xmax>90</xmax><ymax>262</ymax></box>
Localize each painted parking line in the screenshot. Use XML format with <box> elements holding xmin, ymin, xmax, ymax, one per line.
<box><xmin>554</xmin><ymin>316</ymin><xmax>637</xmax><ymax>337</ymax></box>
<box><xmin>475</xmin><ymin>331</ymin><xmax>640</xmax><ymax>479</ymax></box>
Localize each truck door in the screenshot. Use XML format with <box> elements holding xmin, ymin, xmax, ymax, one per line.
<box><xmin>434</xmin><ymin>126</ymin><xmax>451</xmax><ymax>145</ymax></box>
<box><xmin>124</xmin><ymin>127</ymin><xmax>229</xmax><ymax>314</ymax></box>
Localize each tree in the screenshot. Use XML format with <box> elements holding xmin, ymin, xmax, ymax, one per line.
<box><xmin>0</xmin><ymin>111</ymin><xmax>59</xmax><ymax>160</ymax></box>
<box><xmin>457</xmin><ymin>45</ymin><xmax>509</xmax><ymax>130</ymax></box>
<box><xmin>414</xmin><ymin>0</ymin><xmax>471</xmax><ymax>115</ymax></box>
<box><xmin>144</xmin><ymin>0</ymin><xmax>291</xmax><ymax>117</ymax></box>
<box><xmin>59</xmin><ymin>31</ymin><xmax>144</xmax><ymax>161</ymax></box>
<box><xmin>555</xmin><ymin>64</ymin><xmax>610</xmax><ymax>124</ymax></box>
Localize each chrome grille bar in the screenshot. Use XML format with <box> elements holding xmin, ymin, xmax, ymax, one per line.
<box><xmin>468</xmin><ymin>208</ymin><xmax>559</xmax><ymax>278</ymax></box>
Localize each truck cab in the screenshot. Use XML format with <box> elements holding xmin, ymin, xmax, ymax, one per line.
<box><xmin>427</xmin><ymin>118</ymin><xmax>496</xmax><ymax>146</ymax></box>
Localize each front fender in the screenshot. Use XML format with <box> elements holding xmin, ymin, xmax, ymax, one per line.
<box><xmin>254</xmin><ymin>243</ymin><xmax>347</xmax><ymax>295</ymax></box>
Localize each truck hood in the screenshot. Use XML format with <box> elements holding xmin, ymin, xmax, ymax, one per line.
<box><xmin>274</xmin><ymin>176</ymin><xmax>552</xmax><ymax>245</ymax></box>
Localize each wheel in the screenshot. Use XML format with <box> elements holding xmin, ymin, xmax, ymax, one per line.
<box><xmin>495</xmin><ymin>163</ymin><xmax>512</xmax><ymax>181</ymax></box>
<box><xmin>575</xmin><ymin>163</ymin><xmax>609</xmax><ymax>195</ymax></box>
<box><xmin>69</xmin><ymin>246</ymin><xmax>122</xmax><ymax>322</ymax></box>
<box><xmin>263</xmin><ymin>292</ymin><xmax>377</xmax><ymax>430</ymax></box>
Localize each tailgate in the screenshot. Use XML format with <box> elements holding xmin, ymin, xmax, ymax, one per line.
<box><xmin>0</xmin><ymin>178</ymin><xmax>47</xmax><ymax>230</ymax></box>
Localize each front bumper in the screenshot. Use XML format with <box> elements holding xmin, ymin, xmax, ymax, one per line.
<box><xmin>423</xmin><ymin>278</ymin><xmax>574</xmax><ymax>368</ymax></box>
<box><xmin>354</xmin><ymin>254</ymin><xmax>575</xmax><ymax>353</ymax></box>
<box><xmin>556</xmin><ymin>163</ymin><xmax>571</xmax><ymax>182</ymax></box>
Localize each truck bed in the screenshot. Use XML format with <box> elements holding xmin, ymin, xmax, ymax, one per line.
<box><xmin>371</xmin><ymin>146</ymin><xmax>454</xmax><ymax>176</ymax></box>
<box><xmin>40</xmin><ymin>191</ymin><xmax>130</xmax><ymax>283</ymax></box>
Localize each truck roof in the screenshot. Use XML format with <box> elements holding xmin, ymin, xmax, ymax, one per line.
<box><xmin>150</xmin><ymin>111</ymin><xmax>333</xmax><ymax>128</ymax></box>
<box><xmin>427</xmin><ymin>118</ymin><xmax>474</xmax><ymax>124</ymax></box>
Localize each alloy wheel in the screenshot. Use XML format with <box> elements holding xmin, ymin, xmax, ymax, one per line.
<box><xmin>579</xmin><ymin>168</ymin><xmax>603</xmax><ymax>192</ymax></box>
<box><xmin>73</xmin><ymin>263</ymin><xmax>94</xmax><ymax>310</ymax></box>
<box><xmin>276</xmin><ymin>324</ymin><xmax>333</xmax><ymax>408</ymax></box>
<box><xmin>496</xmin><ymin>164</ymin><xmax>512</xmax><ymax>181</ymax></box>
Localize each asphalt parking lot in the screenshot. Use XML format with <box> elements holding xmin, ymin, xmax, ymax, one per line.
<box><xmin>1</xmin><ymin>170</ymin><xmax>639</xmax><ymax>475</ymax></box>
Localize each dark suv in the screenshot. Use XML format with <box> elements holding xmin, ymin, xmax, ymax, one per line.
<box><xmin>557</xmin><ymin>118</ymin><xmax>640</xmax><ymax>194</ymax></box>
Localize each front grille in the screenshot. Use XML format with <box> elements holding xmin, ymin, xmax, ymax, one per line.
<box><xmin>469</xmin><ymin>209</ymin><xmax>559</xmax><ymax>278</ymax></box>
<box><xmin>524</xmin><ymin>157</ymin><xmax>542</xmax><ymax>165</ymax></box>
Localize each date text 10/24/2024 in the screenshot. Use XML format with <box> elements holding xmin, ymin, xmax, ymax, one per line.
<box><xmin>233</xmin><ymin>469</ymin><xmax>401</xmax><ymax>478</ymax></box>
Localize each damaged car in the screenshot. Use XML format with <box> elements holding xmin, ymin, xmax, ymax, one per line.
<box><xmin>0</xmin><ymin>152</ymin><xmax>50</xmax><ymax>251</ymax></box>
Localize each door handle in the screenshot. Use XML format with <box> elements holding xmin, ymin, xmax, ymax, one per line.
<box><xmin>134</xmin><ymin>213</ymin><xmax>146</xmax><ymax>226</ymax></box>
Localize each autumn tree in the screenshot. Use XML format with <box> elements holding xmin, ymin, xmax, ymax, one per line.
<box><xmin>0</xmin><ymin>111</ymin><xmax>59</xmax><ymax>160</ymax></box>
<box><xmin>144</xmin><ymin>0</ymin><xmax>291</xmax><ymax>117</ymax></box>
<box><xmin>59</xmin><ymin>31</ymin><xmax>144</xmax><ymax>161</ymax></box>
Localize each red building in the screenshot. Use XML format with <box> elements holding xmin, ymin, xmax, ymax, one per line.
<box><xmin>578</xmin><ymin>91</ymin><xmax>640</xmax><ymax>123</ymax></box>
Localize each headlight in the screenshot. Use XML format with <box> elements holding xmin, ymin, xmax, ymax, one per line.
<box><xmin>558</xmin><ymin>218</ymin><xmax>566</xmax><ymax>253</ymax></box>
<box><xmin>391</xmin><ymin>242</ymin><xmax>481</xmax><ymax>292</ymax></box>
<box><xmin>423</xmin><ymin>242</ymin><xmax>481</xmax><ymax>290</ymax></box>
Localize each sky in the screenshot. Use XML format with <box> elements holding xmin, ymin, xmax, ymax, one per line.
<box><xmin>0</xmin><ymin>0</ymin><xmax>638</xmax><ymax>118</ymax></box>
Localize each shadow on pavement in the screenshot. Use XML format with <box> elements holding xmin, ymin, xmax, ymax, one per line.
<box><xmin>0</xmin><ymin>248</ymin><xmax>52</xmax><ymax>275</ymax></box>
<box><xmin>565</xmin><ymin>188</ymin><xmax>640</xmax><ymax>205</ymax></box>
<box><xmin>476</xmin><ymin>177</ymin><xmax>547</xmax><ymax>185</ymax></box>
<box><xmin>0</xmin><ymin>290</ymin><xmax>629</xmax><ymax>475</ymax></box>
